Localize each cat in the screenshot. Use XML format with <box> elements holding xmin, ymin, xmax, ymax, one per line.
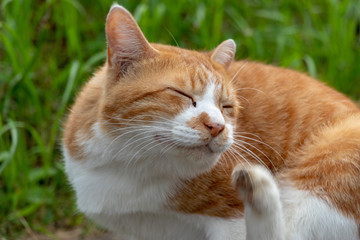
<box><xmin>62</xmin><ymin>3</ymin><xmax>360</xmax><ymax>240</ymax></box>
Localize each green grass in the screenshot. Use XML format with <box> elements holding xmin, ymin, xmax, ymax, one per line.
<box><xmin>0</xmin><ymin>0</ymin><xmax>359</xmax><ymax>238</ymax></box>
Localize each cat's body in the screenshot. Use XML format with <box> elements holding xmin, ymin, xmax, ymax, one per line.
<box><xmin>63</xmin><ymin>4</ymin><xmax>360</xmax><ymax>240</ymax></box>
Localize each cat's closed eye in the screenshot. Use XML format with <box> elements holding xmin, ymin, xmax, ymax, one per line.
<box><xmin>222</xmin><ymin>105</ymin><xmax>233</xmax><ymax>109</ymax></box>
<box><xmin>221</xmin><ymin>104</ymin><xmax>235</xmax><ymax>116</ymax></box>
<box><xmin>167</xmin><ymin>87</ymin><xmax>197</xmax><ymax>107</ymax></box>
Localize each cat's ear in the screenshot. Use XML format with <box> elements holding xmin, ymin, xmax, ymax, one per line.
<box><xmin>210</xmin><ymin>39</ymin><xmax>236</xmax><ymax>69</ymax></box>
<box><xmin>106</xmin><ymin>4</ymin><xmax>157</xmax><ymax>74</ymax></box>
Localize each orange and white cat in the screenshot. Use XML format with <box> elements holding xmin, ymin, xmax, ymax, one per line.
<box><xmin>62</xmin><ymin>4</ymin><xmax>360</xmax><ymax>240</ymax></box>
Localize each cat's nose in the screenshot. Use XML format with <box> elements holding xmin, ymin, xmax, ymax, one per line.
<box><xmin>204</xmin><ymin>121</ymin><xmax>225</xmax><ymax>138</ymax></box>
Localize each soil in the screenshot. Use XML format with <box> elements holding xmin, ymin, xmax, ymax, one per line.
<box><xmin>22</xmin><ymin>228</ymin><xmax>123</xmax><ymax>240</ymax></box>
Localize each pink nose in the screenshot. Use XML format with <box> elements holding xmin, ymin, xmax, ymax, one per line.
<box><xmin>204</xmin><ymin>122</ymin><xmax>225</xmax><ymax>138</ymax></box>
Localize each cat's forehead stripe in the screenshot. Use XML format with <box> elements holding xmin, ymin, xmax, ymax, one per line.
<box><xmin>202</xmin><ymin>83</ymin><xmax>216</xmax><ymax>104</ymax></box>
<box><xmin>201</xmin><ymin>64</ymin><xmax>218</xmax><ymax>84</ymax></box>
<box><xmin>187</xmin><ymin>64</ymin><xmax>222</xmax><ymax>98</ymax></box>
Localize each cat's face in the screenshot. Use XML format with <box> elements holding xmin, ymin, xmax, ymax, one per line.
<box><xmin>99</xmin><ymin>5</ymin><xmax>239</xmax><ymax>176</ymax></box>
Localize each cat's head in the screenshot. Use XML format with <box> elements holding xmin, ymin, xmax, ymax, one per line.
<box><xmin>100</xmin><ymin>4</ymin><xmax>239</xmax><ymax>177</ymax></box>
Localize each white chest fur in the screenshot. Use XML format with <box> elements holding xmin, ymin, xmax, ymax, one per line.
<box><xmin>64</xmin><ymin>154</ymin><xmax>177</xmax><ymax>215</ymax></box>
<box><xmin>63</xmin><ymin>125</ymin><xmax>180</xmax><ymax>215</ymax></box>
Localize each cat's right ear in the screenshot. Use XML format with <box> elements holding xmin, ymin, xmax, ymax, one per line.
<box><xmin>106</xmin><ymin>4</ymin><xmax>157</xmax><ymax>75</ymax></box>
<box><xmin>210</xmin><ymin>39</ymin><xmax>236</xmax><ymax>69</ymax></box>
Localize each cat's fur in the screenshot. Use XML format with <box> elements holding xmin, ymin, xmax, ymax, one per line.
<box><xmin>62</xmin><ymin>4</ymin><xmax>360</xmax><ymax>240</ymax></box>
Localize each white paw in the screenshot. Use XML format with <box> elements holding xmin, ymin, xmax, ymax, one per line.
<box><xmin>232</xmin><ymin>165</ymin><xmax>280</xmax><ymax>214</ymax></box>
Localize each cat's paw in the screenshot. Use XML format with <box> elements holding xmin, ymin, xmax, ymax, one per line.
<box><xmin>232</xmin><ymin>165</ymin><xmax>280</xmax><ymax>214</ymax></box>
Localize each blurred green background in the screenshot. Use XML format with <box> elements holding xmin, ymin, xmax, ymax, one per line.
<box><xmin>1</xmin><ymin>0</ymin><xmax>359</xmax><ymax>238</ymax></box>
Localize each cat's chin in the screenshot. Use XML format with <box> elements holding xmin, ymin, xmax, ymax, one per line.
<box><xmin>154</xmin><ymin>134</ymin><xmax>229</xmax><ymax>155</ymax></box>
<box><xmin>181</xmin><ymin>144</ymin><xmax>214</xmax><ymax>154</ymax></box>
<box><xmin>180</xmin><ymin>139</ymin><xmax>232</xmax><ymax>156</ymax></box>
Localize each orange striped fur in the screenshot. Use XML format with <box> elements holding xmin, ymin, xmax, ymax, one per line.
<box><xmin>63</xmin><ymin>4</ymin><xmax>360</xmax><ymax>239</ymax></box>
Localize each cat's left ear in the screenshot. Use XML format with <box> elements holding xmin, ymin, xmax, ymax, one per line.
<box><xmin>210</xmin><ymin>39</ymin><xmax>236</xmax><ymax>69</ymax></box>
<box><xmin>106</xmin><ymin>4</ymin><xmax>158</xmax><ymax>75</ymax></box>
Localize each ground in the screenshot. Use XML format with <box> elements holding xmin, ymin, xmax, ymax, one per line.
<box><xmin>21</xmin><ymin>228</ymin><xmax>121</xmax><ymax>240</ymax></box>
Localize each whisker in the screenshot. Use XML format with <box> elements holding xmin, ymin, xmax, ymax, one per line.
<box><xmin>123</xmin><ymin>140</ymin><xmax>151</xmax><ymax>168</ymax></box>
<box><xmin>231</xmin><ymin>142</ymin><xmax>272</xmax><ymax>171</ymax></box>
<box><xmin>233</xmin><ymin>140</ymin><xmax>274</xmax><ymax>168</ymax></box>
<box><xmin>112</xmin><ymin>131</ymin><xmax>165</xmax><ymax>160</ymax></box>
<box><xmin>220</xmin><ymin>151</ymin><xmax>232</xmax><ymax>173</ymax></box>
<box><xmin>226</xmin><ymin>148</ymin><xmax>248</xmax><ymax>169</ymax></box>
<box><xmin>226</xmin><ymin>61</ymin><xmax>249</xmax><ymax>88</ymax></box>
<box><xmin>102</xmin><ymin>127</ymin><xmax>166</xmax><ymax>154</ymax></box>
<box><xmin>232</xmin><ymin>87</ymin><xmax>267</xmax><ymax>96</ymax></box>
<box><xmin>234</xmin><ymin>135</ymin><xmax>284</xmax><ymax>163</ymax></box>
<box><xmin>126</xmin><ymin>138</ymin><xmax>163</xmax><ymax>168</ymax></box>
<box><xmin>135</xmin><ymin>134</ymin><xmax>176</xmax><ymax>161</ymax></box>
<box><xmin>236</xmin><ymin>95</ymin><xmax>250</xmax><ymax>105</ymax></box>
<box><xmin>166</xmin><ymin>28</ymin><xmax>191</xmax><ymax>82</ymax></box>
<box><xmin>103</xmin><ymin>114</ymin><xmax>176</xmax><ymax>126</ymax></box>
<box><xmin>233</xmin><ymin>131</ymin><xmax>263</xmax><ymax>141</ymax></box>
<box><xmin>226</xmin><ymin>148</ymin><xmax>256</xmax><ymax>189</ymax></box>
<box><xmin>160</xmin><ymin>141</ymin><xmax>180</xmax><ymax>158</ymax></box>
